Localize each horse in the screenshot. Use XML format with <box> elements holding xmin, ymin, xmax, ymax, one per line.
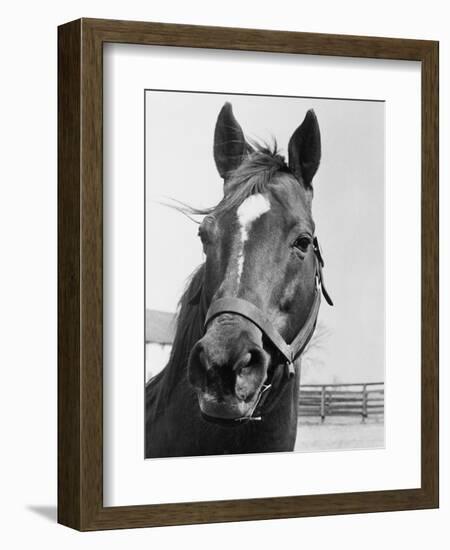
<box><xmin>145</xmin><ymin>102</ymin><xmax>332</xmax><ymax>458</ymax></box>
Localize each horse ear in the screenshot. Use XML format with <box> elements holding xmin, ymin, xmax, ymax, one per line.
<box><xmin>213</xmin><ymin>103</ymin><xmax>248</xmax><ymax>180</ymax></box>
<box><xmin>288</xmin><ymin>109</ymin><xmax>321</xmax><ymax>188</ymax></box>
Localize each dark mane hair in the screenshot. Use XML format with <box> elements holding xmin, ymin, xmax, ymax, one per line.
<box><xmin>146</xmin><ymin>264</ymin><xmax>207</xmax><ymax>416</ymax></box>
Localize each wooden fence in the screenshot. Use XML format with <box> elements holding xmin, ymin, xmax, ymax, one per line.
<box><xmin>298</xmin><ymin>382</ymin><xmax>384</xmax><ymax>422</ymax></box>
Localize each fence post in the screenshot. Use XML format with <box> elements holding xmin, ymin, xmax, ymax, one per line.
<box><xmin>362</xmin><ymin>384</ymin><xmax>368</xmax><ymax>423</ymax></box>
<box><xmin>320</xmin><ymin>385</ymin><xmax>325</xmax><ymax>422</ymax></box>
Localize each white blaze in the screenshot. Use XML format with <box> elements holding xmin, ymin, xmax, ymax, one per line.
<box><xmin>236</xmin><ymin>194</ymin><xmax>271</xmax><ymax>285</ymax></box>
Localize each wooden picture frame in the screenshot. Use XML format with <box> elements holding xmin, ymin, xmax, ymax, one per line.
<box><xmin>58</xmin><ymin>18</ymin><xmax>439</xmax><ymax>531</ymax></box>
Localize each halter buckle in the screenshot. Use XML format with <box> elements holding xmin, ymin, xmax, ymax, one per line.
<box><xmin>284</xmin><ymin>345</ymin><xmax>295</xmax><ymax>377</ymax></box>
<box><xmin>313</xmin><ymin>237</ymin><xmax>325</xmax><ymax>267</ymax></box>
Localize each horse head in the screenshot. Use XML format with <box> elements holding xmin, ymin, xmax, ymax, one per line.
<box><xmin>187</xmin><ymin>102</ymin><xmax>330</xmax><ymax>423</ymax></box>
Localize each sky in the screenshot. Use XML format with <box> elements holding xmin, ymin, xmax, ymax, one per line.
<box><xmin>145</xmin><ymin>91</ymin><xmax>385</xmax><ymax>383</ymax></box>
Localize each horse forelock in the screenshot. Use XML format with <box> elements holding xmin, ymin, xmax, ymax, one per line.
<box><xmin>167</xmin><ymin>141</ymin><xmax>294</xmax><ymax>223</ymax></box>
<box><xmin>213</xmin><ymin>142</ymin><xmax>293</xmax><ymax>216</ymax></box>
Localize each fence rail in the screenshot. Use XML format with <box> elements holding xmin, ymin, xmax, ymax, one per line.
<box><xmin>298</xmin><ymin>382</ymin><xmax>384</xmax><ymax>422</ymax></box>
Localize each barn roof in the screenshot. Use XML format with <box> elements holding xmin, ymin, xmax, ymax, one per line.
<box><xmin>145</xmin><ymin>309</ymin><xmax>176</xmax><ymax>345</ymax></box>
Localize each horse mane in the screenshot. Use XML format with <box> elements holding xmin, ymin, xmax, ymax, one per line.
<box><xmin>147</xmin><ymin>263</ymin><xmax>207</xmax><ymax>415</ymax></box>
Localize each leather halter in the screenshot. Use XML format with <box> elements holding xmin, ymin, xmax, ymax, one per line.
<box><xmin>201</xmin><ymin>237</ymin><xmax>333</xmax><ymax>425</ymax></box>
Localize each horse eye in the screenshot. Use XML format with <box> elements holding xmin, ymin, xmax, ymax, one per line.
<box><xmin>198</xmin><ymin>216</ymin><xmax>216</xmax><ymax>245</ymax></box>
<box><xmin>293</xmin><ymin>236</ymin><xmax>311</xmax><ymax>253</ymax></box>
<box><xmin>198</xmin><ymin>226</ymin><xmax>209</xmax><ymax>246</ymax></box>
<box><xmin>198</xmin><ymin>227</ymin><xmax>206</xmax><ymax>241</ymax></box>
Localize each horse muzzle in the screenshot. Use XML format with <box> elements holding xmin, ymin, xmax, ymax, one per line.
<box><xmin>187</xmin><ymin>315</ymin><xmax>270</xmax><ymax>423</ymax></box>
<box><xmin>196</xmin><ymin>391</ymin><xmax>262</xmax><ymax>423</ymax></box>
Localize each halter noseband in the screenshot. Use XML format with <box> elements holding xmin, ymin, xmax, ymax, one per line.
<box><xmin>201</xmin><ymin>237</ymin><xmax>333</xmax><ymax>425</ymax></box>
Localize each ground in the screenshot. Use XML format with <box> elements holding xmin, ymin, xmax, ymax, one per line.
<box><xmin>295</xmin><ymin>416</ymin><xmax>384</xmax><ymax>452</ymax></box>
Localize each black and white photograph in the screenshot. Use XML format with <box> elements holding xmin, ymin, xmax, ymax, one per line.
<box><xmin>144</xmin><ymin>91</ymin><xmax>385</xmax><ymax>459</ymax></box>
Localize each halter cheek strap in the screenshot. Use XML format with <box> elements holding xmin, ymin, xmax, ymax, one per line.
<box><xmin>202</xmin><ymin>237</ymin><xmax>333</xmax><ymax>424</ymax></box>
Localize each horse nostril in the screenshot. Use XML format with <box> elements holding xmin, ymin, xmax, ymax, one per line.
<box><xmin>234</xmin><ymin>347</ymin><xmax>268</xmax><ymax>402</ymax></box>
<box><xmin>233</xmin><ymin>352</ymin><xmax>251</xmax><ymax>372</ymax></box>
<box><xmin>188</xmin><ymin>341</ymin><xmax>209</xmax><ymax>390</ymax></box>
